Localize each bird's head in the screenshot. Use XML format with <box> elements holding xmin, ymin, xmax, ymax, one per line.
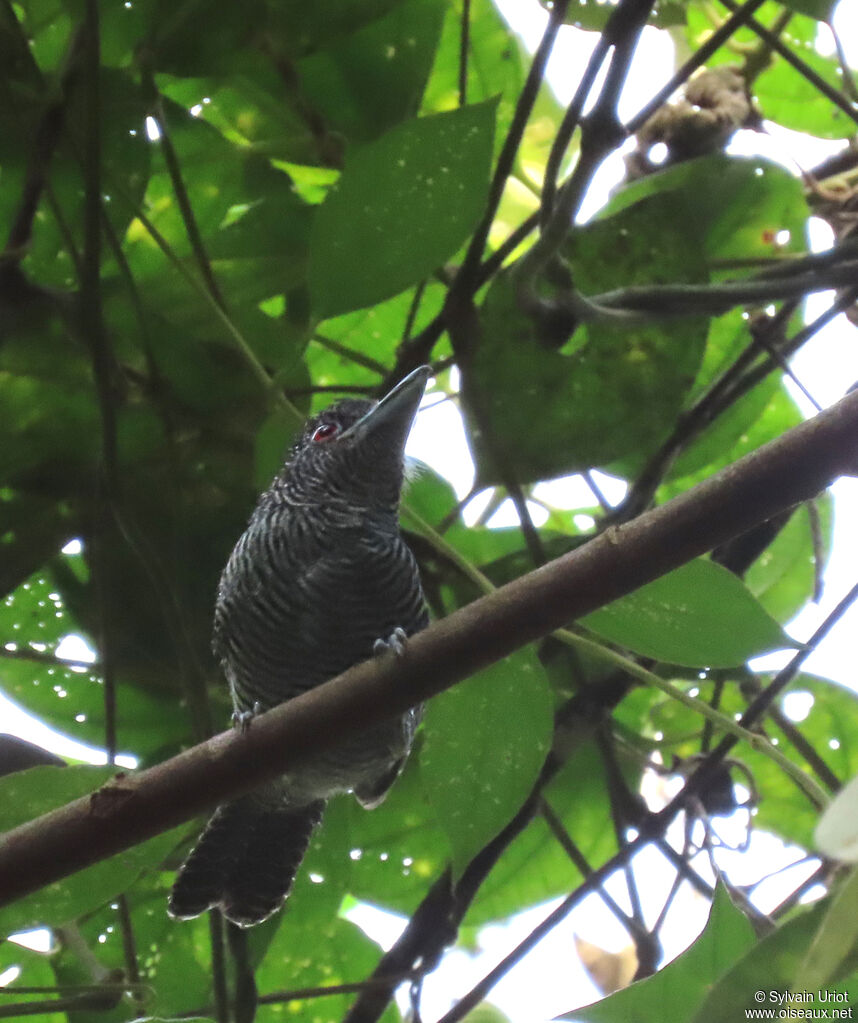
<box><xmin>280</xmin><ymin>366</ymin><xmax>430</xmax><ymax>510</ymax></box>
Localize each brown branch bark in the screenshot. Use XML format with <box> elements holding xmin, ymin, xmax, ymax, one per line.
<box><xmin>1</xmin><ymin>390</ymin><xmax>858</xmax><ymax>906</ymax></box>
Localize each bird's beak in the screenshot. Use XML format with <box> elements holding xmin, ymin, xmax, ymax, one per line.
<box><xmin>342</xmin><ymin>366</ymin><xmax>431</xmax><ymax>449</ymax></box>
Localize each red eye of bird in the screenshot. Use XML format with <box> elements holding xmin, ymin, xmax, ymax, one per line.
<box><xmin>311</xmin><ymin>422</ymin><xmax>340</xmax><ymax>443</ymax></box>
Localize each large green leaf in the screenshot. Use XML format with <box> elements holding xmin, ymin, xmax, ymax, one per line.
<box><xmin>582</xmin><ymin>559</ymin><xmax>791</xmax><ymax>668</ymax></box>
<box><xmin>420</xmin><ymin>647</ymin><xmax>553</xmax><ymax>878</ymax></box>
<box><xmin>661</xmin><ymin>383</ymin><xmax>805</xmax><ymax>498</ymax></box>
<box><xmin>559</xmin><ymin>886</ymin><xmax>755</xmax><ymax>1022</ymax></box>
<box><xmin>691</xmin><ymin>898</ymin><xmax>858</xmax><ymax>1023</ymax></box>
<box><xmin>320</xmin><ymin>755</ymin><xmax>448</xmax><ymax>916</ymax></box>
<box><xmin>603</xmin><ymin>155</ymin><xmax>808</xmax><ymax>264</ymax></box>
<box><xmin>309</xmin><ymin>101</ymin><xmax>496</xmax><ymax>317</ymax></box>
<box><xmin>463</xmin><ymin>190</ymin><xmax>710</xmax><ymax>484</ymax></box>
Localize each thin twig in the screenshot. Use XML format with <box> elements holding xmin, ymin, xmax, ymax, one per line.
<box><xmin>227</xmin><ymin>922</ymin><xmax>257</xmax><ymax>1023</ymax></box>
<box><xmin>541</xmin><ymin>34</ymin><xmax>612</xmax><ymax>224</ymax></box>
<box><xmin>828</xmin><ymin>19</ymin><xmax>858</xmax><ymax>104</ymax></box>
<box><xmin>579</xmin><ymin>259</ymin><xmax>858</xmax><ymax>319</ymax></box>
<box><xmin>1</xmin><ymin>28</ymin><xmax>84</xmax><ymax>259</ymax></box>
<box><xmin>115</xmin><ymin>895</ymin><xmax>142</xmax><ymax>1015</ymax></box>
<box><xmin>458</xmin><ymin>0</ymin><xmax>471</xmax><ymax>108</ymax></box>
<box><xmin>111</xmin><ymin>186</ymin><xmax>302</xmax><ymax>423</ymax></box>
<box><xmin>517</xmin><ymin>0</ymin><xmax>655</xmax><ymax>284</ymax></box>
<box><xmin>540</xmin><ymin>799</ymin><xmax>639</xmax><ymax>933</ymax></box>
<box><xmin>401</xmin><ymin>280</ymin><xmax>428</xmax><ymax>343</ymax></box>
<box><xmin>208</xmin><ymin>911</ymin><xmax>230</xmax><ymax>1023</ymax></box>
<box><xmin>0</xmin><ymin>647</ymin><xmax>99</xmax><ymax>672</ymax></box>
<box><xmin>680</xmin><ymin>581</ymin><xmax>858</xmax><ymax>814</ymax></box>
<box><xmin>311</xmin><ymin>334</ymin><xmax>387</xmax><ymax>375</ymax></box>
<box><xmin>456</xmin><ymin>0</ymin><xmax>571</xmax><ymax>290</ymax></box>
<box><xmin>507</xmin><ymin>482</ymin><xmax>545</xmax><ymax>564</ymax></box>
<box><xmin>145</xmin><ymin>74</ymin><xmax>226</xmax><ymax>306</ymax></box>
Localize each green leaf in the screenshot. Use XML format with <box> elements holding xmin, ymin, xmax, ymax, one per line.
<box><xmin>309</xmin><ymin>100</ymin><xmax>496</xmax><ymax>317</ymax></box>
<box><xmin>582</xmin><ymin>559</ymin><xmax>791</xmax><ymax>668</ymax></box>
<box><xmin>618</xmin><ymin>672</ymin><xmax>858</xmax><ymax>850</ymax></box>
<box><xmin>780</xmin><ymin>0</ymin><xmax>836</xmax><ymax>18</ymax></box>
<box><xmin>464</xmin><ymin>190</ymin><xmax>709</xmax><ymax>484</ymax></box>
<box><xmin>254</xmin><ymin>911</ymin><xmax>394</xmax><ymax>1023</ymax></box>
<box><xmin>794</xmin><ymin>867</ymin><xmax>858</xmax><ymax>994</ymax></box>
<box><xmin>0</xmin><ymin>941</ymin><xmax>65</xmax><ymax>1023</ymax></box>
<box><xmin>465</xmin><ymin>742</ymin><xmax>634</xmax><ymax>925</ymax></box>
<box><xmin>558</xmin><ymin>885</ymin><xmax>755</xmax><ymax>1021</ymax></box>
<box><xmin>297</xmin><ymin>0</ymin><xmax>447</xmax><ymax>147</ymax></box>
<box><xmin>52</xmin><ymin>886</ymin><xmax>213</xmax><ymax>1021</ymax></box>
<box><xmin>691</xmin><ymin>898</ymin><xmax>858</xmax><ymax>1023</ymax></box>
<box><xmin>0</xmin><ymin>766</ymin><xmax>181</xmax><ymax>935</ymax></box>
<box><xmin>604</xmin><ymin>155</ymin><xmax>808</xmax><ymax>263</ymax></box>
<box><xmin>754</xmin><ymin>17</ymin><xmax>852</xmax><ymax>136</ymax></box>
<box><xmin>309</xmin><ymin>279</ymin><xmax>446</xmax><ymax>390</ymax></box>
<box><xmin>667</xmin><ymin>376</ymin><xmax>782</xmax><ymax>483</ymax></box>
<box><xmin>330</xmin><ymin>755</ymin><xmax>449</xmax><ymax>916</ymax></box>
<box><xmin>0</xmin><ymin>661</ymin><xmax>192</xmax><ymax>764</ymax></box>
<box><xmin>661</xmin><ymin>383</ymin><xmax>805</xmax><ymax>502</ymax></box>
<box><xmin>420</xmin><ymin>647</ymin><xmax>553</xmax><ymax>878</ymax></box>
<box><xmin>422</xmin><ymin>0</ymin><xmax>564</xmax><ymax>180</ymax></box>
<box><xmin>147</xmin><ymin>0</ymin><xmax>267</xmax><ymax>76</ymax></box>
<box><xmin>745</xmin><ymin>496</ymin><xmax>832</xmax><ymax>623</ymax></box>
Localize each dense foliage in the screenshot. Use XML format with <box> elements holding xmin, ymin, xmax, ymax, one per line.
<box><xmin>1</xmin><ymin>0</ymin><xmax>857</xmax><ymax>1020</ymax></box>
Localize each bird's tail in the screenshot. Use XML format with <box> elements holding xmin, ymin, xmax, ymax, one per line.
<box><xmin>168</xmin><ymin>796</ymin><xmax>325</xmax><ymax>927</ymax></box>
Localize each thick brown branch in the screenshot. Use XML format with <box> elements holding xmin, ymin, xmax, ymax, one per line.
<box><xmin>1</xmin><ymin>391</ymin><xmax>858</xmax><ymax>905</ymax></box>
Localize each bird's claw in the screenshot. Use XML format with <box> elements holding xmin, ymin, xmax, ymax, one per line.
<box><xmin>232</xmin><ymin>701</ymin><xmax>262</xmax><ymax>733</ymax></box>
<box><xmin>373</xmin><ymin>627</ymin><xmax>407</xmax><ymax>658</ymax></box>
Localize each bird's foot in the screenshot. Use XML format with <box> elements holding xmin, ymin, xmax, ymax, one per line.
<box><xmin>373</xmin><ymin>627</ymin><xmax>407</xmax><ymax>658</ymax></box>
<box><xmin>232</xmin><ymin>701</ymin><xmax>262</xmax><ymax>733</ymax></box>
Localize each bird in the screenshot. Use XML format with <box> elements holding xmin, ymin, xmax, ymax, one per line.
<box><xmin>168</xmin><ymin>366</ymin><xmax>430</xmax><ymax>927</ymax></box>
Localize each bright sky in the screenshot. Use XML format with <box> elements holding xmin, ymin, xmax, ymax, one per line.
<box><xmin>4</xmin><ymin>1</ymin><xmax>858</xmax><ymax>1019</ymax></box>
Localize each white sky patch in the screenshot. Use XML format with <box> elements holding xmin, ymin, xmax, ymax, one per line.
<box><xmin>0</xmin><ymin>692</ymin><xmax>138</xmax><ymax>769</ymax></box>
<box><xmin>55</xmin><ymin>633</ymin><xmax>97</xmax><ymax>666</ymax></box>
<box><xmin>782</xmin><ymin>690</ymin><xmax>815</xmax><ymax>723</ymax></box>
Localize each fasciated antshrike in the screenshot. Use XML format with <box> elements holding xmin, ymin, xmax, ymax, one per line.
<box><xmin>168</xmin><ymin>366</ymin><xmax>430</xmax><ymax>927</ymax></box>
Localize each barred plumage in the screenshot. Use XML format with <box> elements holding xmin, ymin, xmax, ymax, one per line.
<box><xmin>169</xmin><ymin>367</ymin><xmax>430</xmax><ymax>927</ymax></box>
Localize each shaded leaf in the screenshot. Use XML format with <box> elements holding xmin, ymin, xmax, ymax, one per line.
<box><xmin>420</xmin><ymin>647</ymin><xmax>553</xmax><ymax>878</ymax></box>
<box><xmin>309</xmin><ymin>101</ymin><xmax>496</xmax><ymax>317</ymax></box>
<box><xmin>464</xmin><ymin>190</ymin><xmax>710</xmax><ymax>484</ymax></box>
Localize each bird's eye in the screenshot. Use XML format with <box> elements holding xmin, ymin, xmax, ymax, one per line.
<box><xmin>311</xmin><ymin>422</ymin><xmax>340</xmax><ymax>443</ymax></box>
